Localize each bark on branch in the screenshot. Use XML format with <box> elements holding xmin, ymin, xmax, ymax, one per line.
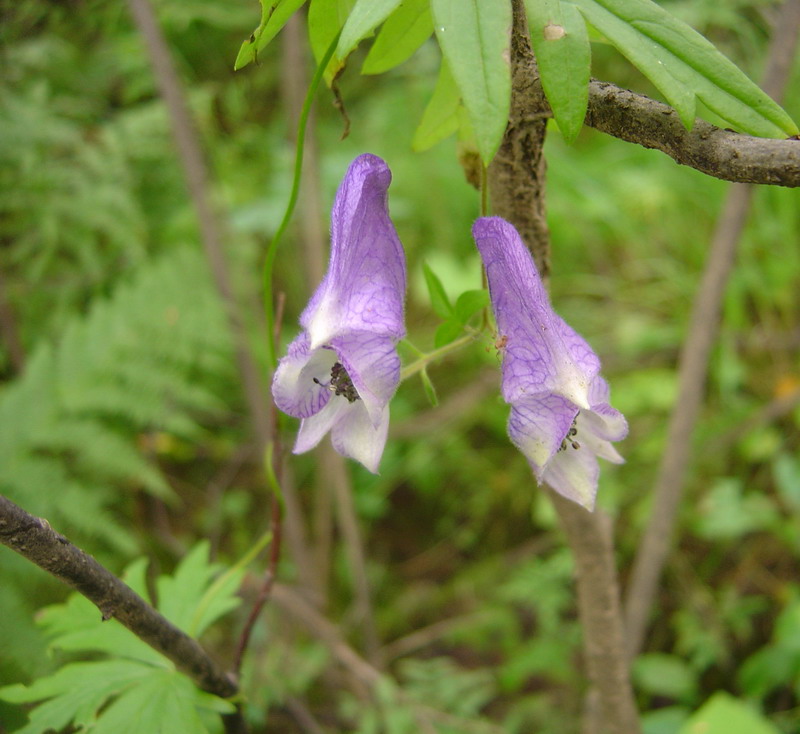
<box><xmin>586</xmin><ymin>80</ymin><xmax>800</xmax><ymax>187</ymax></box>
<box><xmin>0</xmin><ymin>494</ymin><xmax>239</xmax><ymax>701</ymax></box>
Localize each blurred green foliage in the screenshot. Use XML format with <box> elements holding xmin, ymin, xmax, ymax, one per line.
<box><xmin>1</xmin><ymin>0</ymin><xmax>799</xmax><ymax>732</ymax></box>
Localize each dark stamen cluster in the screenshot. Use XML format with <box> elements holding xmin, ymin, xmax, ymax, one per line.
<box><xmin>558</xmin><ymin>418</ymin><xmax>580</xmax><ymax>452</ymax></box>
<box><xmin>313</xmin><ymin>362</ymin><xmax>361</xmax><ymax>403</ymax></box>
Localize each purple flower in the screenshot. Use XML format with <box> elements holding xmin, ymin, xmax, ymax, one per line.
<box><xmin>473</xmin><ymin>217</ymin><xmax>627</xmax><ymax>509</ymax></box>
<box><xmin>271</xmin><ymin>154</ymin><xmax>406</xmax><ymax>473</ymax></box>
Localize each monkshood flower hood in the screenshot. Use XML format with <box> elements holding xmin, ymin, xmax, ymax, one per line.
<box><xmin>473</xmin><ymin>217</ymin><xmax>627</xmax><ymax>509</ymax></box>
<box><xmin>272</xmin><ymin>154</ymin><xmax>406</xmax><ymax>473</ymax></box>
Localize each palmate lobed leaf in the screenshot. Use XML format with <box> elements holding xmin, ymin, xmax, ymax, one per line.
<box><xmin>0</xmin><ymin>660</ymin><xmax>154</xmax><ymax>734</ymax></box>
<box><xmin>573</xmin><ymin>0</ymin><xmax>798</xmax><ymax>137</ymax></box>
<box><xmin>89</xmin><ymin>671</ymin><xmax>233</xmax><ymax>734</ymax></box>
<box><xmin>0</xmin><ymin>544</ymin><xmax>240</xmax><ymax>733</ymax></box>
<box><xmin>157</xmin><ymin>541</ymin><xmax>246</xmax><ymax>637</ymax></box>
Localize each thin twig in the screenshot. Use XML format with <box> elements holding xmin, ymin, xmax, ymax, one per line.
<box><xmin>378</xmin><ymin>613</ymin><xmax>489</xmax><ymax>664</ymax></box>
<box><xmin>271</xmin><ymin>584</ymin><xmax>488</xmax><ymax>734</ymax></box>
<box><xmin>233</xmin><ymin>295</ymin><xmax>288</xmax><ymax>677</ymax></box>
<box><xmin>232</xmin><ymin>492</ymin><xmax>282</xmax><ymax>675</ymax></box>
<box><xmin>271</xmin><ymin>583</ymin><xmax>380</xmax><ymax>689</ymax></box>
<box><xmin>623</xmin><ymin>0</ymin><xmax>800</xmax><ymax>659</ymax></box>
<box><xmin>325</xmin><ymin>446</ymin><xmax>381</xmax><ymax>665</ymax></box>
<box><xmin>285</xmin><ymin>695</ymin><xmax>327</xmax><ymax>734</ymax></box>
<box><xmin>390</xmin><ymin>369</ymin><xmax>498</xmax><ymax>439</ymax></box>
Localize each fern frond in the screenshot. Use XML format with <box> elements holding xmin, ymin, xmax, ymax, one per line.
<box><xmin>0</xmin><ymin>248</ymin><xmax>235</xmax><ymax>547</ymax></box>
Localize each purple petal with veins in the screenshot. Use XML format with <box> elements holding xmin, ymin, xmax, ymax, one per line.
<box><xmin>473</xmin><ymin>216</ymin><xmax>627</xmax><ymax>510</ymax></box>
<box><xmin>271</xmin><ymin>154</ymin><xmax>406</xmax><ymax>473</ymax></box>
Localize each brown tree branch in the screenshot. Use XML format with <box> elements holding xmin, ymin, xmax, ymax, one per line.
<box><xmin>585</xmin><ymin>79</ymin><xmax>800</xmax><ymax>187</ymax></box>
<box><xmin>0</xmin><ymin>495</ymin><xmax>242</xmax><ymax>715</ymax></box>
<box><xmin>548</xmin><ymin>492</ymin><xmax>641</xmax><ymax>734</ymax></box>
<box><xmin>487</xmin><ymin>0</ymin><xmax>551</xmax><ymax>279</ymax></box>
<box><xmin>488</xmin><ymin>3</ymin><xmax>640</xmax><ymax>733</ymax></box>
<box><xmin>623</xmin><ymin>0</ymin><xmax>800</xmax><ymax>659</ymax></box>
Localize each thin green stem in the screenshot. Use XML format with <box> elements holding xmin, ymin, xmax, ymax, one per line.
<box><xmin>400</xmin><ymin>334</ymin><xmax>475</xmax><ymax>382</ymax></box>
<box><xmin>480</xmin><ymin>163</ymin><xmax>489</xmax><ymax>217</ymax></box>
<box><xmin>263</xmin><ymin>32</ymin><xmax>341</xmax><ymax>369</ymax></box>
<box><xmin>400</xmin><ymin>338</ymin><xmax>426</xmax><ymax>358</ymax></box>
<box><xmin>263</xmin><ymin>441</ymin><xmax>283</xmax><ymax>505</ymax></box>
<box><xmin>479</xmin><ymin>164</ymin><xmax>490</xmax><ymax>330</ymax></box>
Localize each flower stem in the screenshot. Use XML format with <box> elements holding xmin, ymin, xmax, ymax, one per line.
<box><xmin>263</xmin><ymin>31</ymin><xmax>341</xmax><ymax>369</ymax></box>
<box><xmin>399</xmin><ymin>334</ymin><xmax>475</xmax><ymax>382</ymax></box>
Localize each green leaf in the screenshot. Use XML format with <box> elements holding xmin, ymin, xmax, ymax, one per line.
<box><xmin>309</xmin><ymin>0</ymin><xmax>357</xmax><ymax>83</ymax></box>
<box><xmin>422</xmin><ymin>262</ymin><xmax>454</xmax><ymax>319</ymax></box>
<box><xmin>338</xmin><ymin>0</ymin><xmax>403</xmax><ymax>59</ymax></box>
<box><xmin>157</xmin><ymin>541</ymin><xmax>243</xmax><ymax>636</ymax></box>
<box><xmin>38</xmin><ymin>590</ymin><xmax>165</xmax><ymax>666</ymax></box>
<box><xmin>234</xmin><ymin>0</ymin><xmax>308</xmax><ymax>71</ymax></box>
<box><xmin>0</xmin><ymin>545</ymin><xmax>240</xmax><ymax>733</ymax></box>
<box><xmin>773</xmin><ymin>453</ymin><xmax>800</xmax><ymax>512</ymax></box>
<box><xmin>678</xmin><ymin>692</ymin><xmax>781</xmax><ymax>734</ymax></box>
<box><xmin>420</xmin><ymin>367</ymin><xmax>439</xmax><ymax>407</ymax></box>
<box><xmin>738</xmin><ymin>644</ymin><xmax>799</xmax><ymax>700</ymax></box>
<box><xmin>89</xmin><ymin>671</ymin><xmax>231</xmax><ymax>734</ymax></box>
<box><xmin>431</xmin><ymin>0</ymin><xmax>512</xmax><ymax>163</ymax></box>
<box><xmin>0</xmin><ymin>661</ymin><xmax>152</xmax><ymax>734</ymax></box>
<box><xmin>641</xmin><ymin>706</ymin><xmax>691</xmax><ymax>734</ymax></box>
<box><xmin>434</xmin><ymin>320</ymin><xmax>464</xmax><ymax>349</ymax></box>
<box><xmin>526</xmin><ymin>0</ymin><xmax>590</xmax><ymax>142</ymax></box>
<box><xmin>633</xmin><ymin>653</ymin><xmax>698</xmax><ymax>702</ymax></box>
<box><xmin>454</xmin><ymin>289</ymin><xmax>489</xmax><ymax>324</ymax></box>
<box><xmin>573</xmin><ymin>0</ymin><xmax>798</xmax><ymax>137</ymax></box>
<box><xmin>362</xmin><ymin>0</ymin><xmax>433</xmax><ymax>74</ymax></box>
<box><xmin>413</xmin><ymin>59</ymin><xmax>461</xmax><ymax>152</ymax></box>
<box><xmin>573</xmin><ymin>0</ymin><xmax>695</xmax><ymax>127</ymax></box>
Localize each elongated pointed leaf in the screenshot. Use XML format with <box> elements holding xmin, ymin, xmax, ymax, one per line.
<box><xmin>574</xmin><ymin>0</ymin><xmax>696</xmax><ymax>127</ymax></box>
<box><xmin>413</xmin><ymin>59</ymin><xmax>461</xmax><ymax>151</ymax></box>
<box><xmin>422</xmin><ymin>262</ymin><xmax>454</xmax><ymax>319</ymax></box>
<box><xmin>574</xmin><ymin>0</ymin><xmax>798</xmax><ymax>137</ymax></box>
<box><xmin>434</xmin><ymin>319</ymin><xmax>464</xmax><ymax>349</ymax></box>
<box><xmin>338</xmin><ymin>0</ymin><xmax>403</xmax><ymax>58</ymax></box>
<box><xmin>420</xmin><ymin>367</ymin><xmax>439</xmax><ymax>407</ymax></box>
<box><xmin>431</xmin><ymin>0</ymin><xmax>512</xmax><ymax>163</ymax></box>
<box><xmin>235</xmin><ymin>0</ymin><xmax>307</xmax><ymax>71</ymax></box>
<box><xmin>526</xmin><ymin>0</ymin><xmax>590</xmax><ymax>143</ymax></box>
<box><xmin>362</xmin><ymin>0</ymin><xmax>433</xmax><ymax>74</ymax></box>
<box><xmin>309</xmin><ymin>0</ymin><xmax>357</xmax><ymax>82</ymax></box>
<box><xmin>454</xmin><ymin>289</ymin><xmax>489</xmax><ymax>325</ymax></box>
